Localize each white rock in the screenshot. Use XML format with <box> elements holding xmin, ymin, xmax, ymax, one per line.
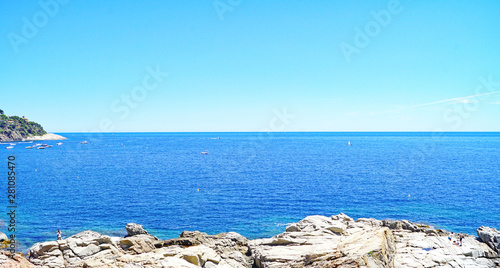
<box><xmin>42</xmin><ymin>256</ymin><xmax>65</xmax><ymax>267</ymax></box>
<box><xmin>477</xmin><ymin>226</ymin><xmax>500</xmax><ymax>253</ymax></box>
<box><xmin>72</xmin><ymin>243</ymin><xmax>101</xmax><ymax>258</ymax></box>
<box><xmin>158</xmin><ymin>257</ymin><xmax>199</xmax><ymax>268</ymax></box>
<box><xmin>24</xmin><ymin>216</ymin><xmax>500</xmax><ymax>268</ymax></box>
<box><xmin>126</xmin><ymin>223</ymin><xmax>149</xmax><ymax>236</ymax></box>
<box><xmin>0</xmin><ymin>232</ymin><xmax>8</xmax><ymax>242</ymax></box>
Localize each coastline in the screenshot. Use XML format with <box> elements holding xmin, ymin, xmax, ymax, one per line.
<box><xmin>22</xmin><ymin>133</ymin><xmax>67</xmax><ymax>141</ymax></box>
<box><xmin>0</xmin><ymin>133</ymin><xmax>67</xmax><ymax>142</ymax></box>
<box><xmin>2</xmin><ymin>214</ymin><xmax>499</xmax><ymax>267</ymax></box>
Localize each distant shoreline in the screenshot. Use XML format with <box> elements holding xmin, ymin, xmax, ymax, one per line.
<box><xmin>49</xmin><ymin>131</ymin><xmax>500</xmax><ymax>134</ymax></box>
<box><xmin>0</xmin><ymin>133</ymin><xmax>67</xmax><ymax>142</ymax></box>
<box><xmin>22</xmin><ymin>133</ymin><xmax>67</xmax><ymax>141</ymax></box>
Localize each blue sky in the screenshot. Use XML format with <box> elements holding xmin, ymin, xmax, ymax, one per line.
<box><xmin>1</xmin><ymin>0</ymin><xmax>499</xmax><ymax>132</ymax></box>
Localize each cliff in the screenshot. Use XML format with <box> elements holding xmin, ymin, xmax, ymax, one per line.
<box><xmin>0</xmin><ymin>109</ymin><xmax>64</xmax><ymax>142</ymax></box>
<box><xmin>1</xmin><ymin>214</ymin><xmax>499</xmax><ymax>267</ymax></box>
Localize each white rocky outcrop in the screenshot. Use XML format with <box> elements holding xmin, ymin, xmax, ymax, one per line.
<box><xmin>477</xmin><ymin>226</ymin><xmax>500</xmax><ymax>254</ymax></box>
<box><xmin>7</xmin><ymin>216</ymin><xmax>499</xmax><ymax>267</ymax></box>
<box><xmin>249</xmin><ymin>213</ymin><xmax>500</xmax><ymax>267</ymax></box>
<box><xmin>26</xmin><ymin>224</ymin><xmax>251</xmax><ymax>267</ymax></box>
<box><xmin>125</xmin><ymin>223</ymin><xmax>149</xmax><ymax>237</ymax></box>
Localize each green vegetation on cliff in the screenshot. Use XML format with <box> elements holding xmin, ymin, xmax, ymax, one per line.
<box><xmin>0</xmin><ymin>109</ymin><xmax>47</xmax><ymax>141</ymax></box>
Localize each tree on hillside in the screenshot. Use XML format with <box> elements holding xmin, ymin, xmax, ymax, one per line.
<box><xmin>0</xmin><ymin>109</ymin><xmax>3</xmax><ymax>115</ymax></box>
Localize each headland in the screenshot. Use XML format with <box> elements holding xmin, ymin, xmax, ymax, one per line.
<box><xmin>0</xmin><ymin>109</ymin><xmax>66</xmax><ymax>142</ymax></box>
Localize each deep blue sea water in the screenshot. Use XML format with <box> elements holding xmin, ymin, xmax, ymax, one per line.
<box><xmin>1</xmin><ymin>132</ymin><xmax>499</xmax><ymax>251</ymax></box>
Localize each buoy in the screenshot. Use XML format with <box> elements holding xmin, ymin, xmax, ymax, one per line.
<box><xmin>408</xmin><ymin>194</ymin><xmax>411</xmax><ymax>197</ymax></box>
<box><xmin>197</xmin><ymin>189</ymin><xmax>199</xmax><ymax>192</ymax></box>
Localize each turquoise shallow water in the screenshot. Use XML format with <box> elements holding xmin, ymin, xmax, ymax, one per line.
<box><xmin>1</xmin><ymin>132</ymin><xmax>499</xmax><ymax>251</ymax></box>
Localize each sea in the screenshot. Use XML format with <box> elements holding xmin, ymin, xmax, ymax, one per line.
<box><xmin>1</xmin><ymin>132</ymin><xmax>499</xmax><ymax>251</ymax></box>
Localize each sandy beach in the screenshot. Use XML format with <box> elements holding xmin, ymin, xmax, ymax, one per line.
<box><xmin>23</xmin><ymin>133</ymin><xmax>67</xmax><ymax>141</ymax></box>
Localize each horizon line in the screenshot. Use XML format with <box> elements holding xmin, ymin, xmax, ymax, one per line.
<box><xmin>51</xmin><ymin>131</ymin><xmax>500</xmax><ymax>133</ymax></box>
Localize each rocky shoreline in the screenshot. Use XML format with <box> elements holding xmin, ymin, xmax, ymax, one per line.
<box><xmin>0</xmin><ymin>133</ymin><xmax>66</xmax><ymax>142</ymax></box>
<box><xmin>1</xmin><ymin>214</ymin><xmax>499</xmax><ymax>267</ymax></box>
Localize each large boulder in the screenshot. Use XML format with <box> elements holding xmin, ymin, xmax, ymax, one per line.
<box><xmin>160</xmin><ymin>230</ymin><xmax>252</xmax><ymax>267</ymax></box>
<box><xmin>120</xmin><ymin>234</ymin><xmax>156</xmax><ymax>254</ymax></box>
<box><xmin>126</xmin><ymin>223</ymin><xmax>149</xmax><ymax>237</ymax></box>
<box><xmin>477</xmin><ymin>226</ymin><xmax>500</xmax><ymax>254</ymax></box>
<box><xmin>250</xmin><ymin>214</ymin><xmax>394</xmax><ymax>268</ymax></box>
<box><xmin>28</xmin><ymin>240</ymin><xmax>60</xmax><ymax>258</ymax></box>
<box><xmin>28</xmin><ymin>230</ymin><xmax>124</xmax><ymax>267</ymax></box>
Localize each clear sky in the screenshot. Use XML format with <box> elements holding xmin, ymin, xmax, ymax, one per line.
<box><xmin>1</xmin><ymin>1</ymin><xmax>499</xmax><ymax>132</ymax></box>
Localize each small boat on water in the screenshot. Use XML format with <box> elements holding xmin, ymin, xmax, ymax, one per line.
<box><xmin>46</xmin><ymin>145</ymin><xmax>53</xmax><ymax>148</ymax></box>
<box><xmin>348</xmin><ymin>141</ymin><xmax>352</xmax><ymax>146</ymax></box>
<box><xmin>26</xmin><ymin>146</ymin><xmax>33</xmax><ymax>149</ymax></box>
<box><xmin>38</xmin><ymin>146</ymin><xmax>46</xmax><ymax>150</ymax></box>
<box><xmin>200</xmin><ymin>151</ymin><xmax>209</xmax><ymax>155</ymax></box>
<box><xmin>10</xmin><ymin>143</ymin><xmax>16</xmax><ymax>146</ymax></box>
<box><xmin>80</xmin><ymin>141</ymin><xmax>89</xmax><ymax>144</ymax></box>
<box><xmin>6</xmin><ymin>146</ymin><xmax>14</xmax><ymax>149</ymax></box>
<box><xmin>34</xmin><ymin>143</ymin><xmax>42</xmax><ymax>147</ymax></box>
<box><xmin>56</xmin><ymin>142</ymin><xmax>63</xmax><ymax>145</ymax></box>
